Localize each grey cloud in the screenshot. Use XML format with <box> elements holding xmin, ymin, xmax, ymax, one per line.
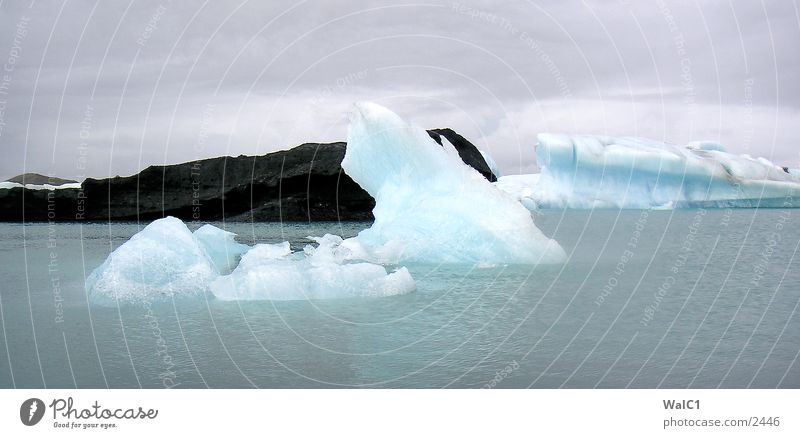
<box><xmin>0</xmin><ymin>0</ymin><xmax>797</xmax><ymax>180</ymax></box>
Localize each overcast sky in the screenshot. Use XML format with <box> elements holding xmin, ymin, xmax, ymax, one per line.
<box><xmin>0</xmin><ymin>0</ymin><xmax>798</xmax><ymax>180</ymax></box>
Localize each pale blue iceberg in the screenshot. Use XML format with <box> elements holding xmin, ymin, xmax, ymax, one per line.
<box><xmin>86</xmin><ymin>217</ymin><xmax>219</xmax><ymax>303</ymax></box>
<box><xmin>497</xmin><ymin>134</ymin><xmax>800</xmax><ymax>209</ymax></box>
<box><xmin>339</xmin><ymin>102</ymin><xmax>566</xmax><ymax>265</ymax></box>
<box><xmin>87</xmin><ymin>217</ymin><xmax>415</xmax><ymax>303</ymax></box>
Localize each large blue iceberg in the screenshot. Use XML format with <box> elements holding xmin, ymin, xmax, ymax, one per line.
<box><xmin>339</xmin><ymin>102</ymin><xmax>566</xmax><ymax>265</ymax></box>
<box><xmin>496</xmin><ymin>134</ymin><xmax>800</xmax><ymax>209</ymax></box>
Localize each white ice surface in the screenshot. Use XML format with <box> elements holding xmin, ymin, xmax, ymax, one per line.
<box><xmin>339</xmin><ymin>102</ymin><xmax>565</xmax><ymax>265</ymax></box>
<box><xmin>0</xmin><ymin>181</ymin><xmax>81</xmax><ymax>190</ymax></box>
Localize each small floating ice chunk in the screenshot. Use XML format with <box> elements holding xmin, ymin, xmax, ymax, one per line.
<box><xmin>209</xmin><ymin>234</ymin><xmax>415</xmax><ymax>301</ymax></box>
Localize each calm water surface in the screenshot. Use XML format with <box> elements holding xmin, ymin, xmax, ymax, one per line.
<box><xmin>0</xmin><ymin>209</ymin><xmax>798</xmax><ymax>388</ymax></box>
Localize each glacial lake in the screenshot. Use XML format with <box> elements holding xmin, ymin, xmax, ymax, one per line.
<box><xmin>0</xmin><ymin>209</ymin><xmax>798</xmax><ymax>388</ymax></box>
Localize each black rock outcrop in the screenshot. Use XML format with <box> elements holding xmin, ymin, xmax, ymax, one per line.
<box><xmin>427</xmin><ymin>128</ymin><xmax>497</xmax><ymax>182</ymax></box>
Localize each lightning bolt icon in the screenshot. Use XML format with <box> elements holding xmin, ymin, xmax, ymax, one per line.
<box><xmin>28</xmin><ymin>400</ymin><xmax>39</xmax><ymax>422</ymax></box>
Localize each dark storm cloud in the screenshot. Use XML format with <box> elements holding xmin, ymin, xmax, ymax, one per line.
<box><xmin>0</xmin><ymin>0</ymin><xmax>798</xmax><ymax>180</ymax></box>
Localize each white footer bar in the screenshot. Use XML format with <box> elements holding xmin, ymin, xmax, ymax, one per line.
<box><xmin>1</xmin><ymin>389</ymin><xmax>797</xmax><ymax>437</ymax></box>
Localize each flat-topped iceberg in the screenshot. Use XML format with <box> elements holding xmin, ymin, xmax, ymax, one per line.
<box><xmin>340</xmin><ymin>102</ymin><xmax>566</xmax><ymax>265</ymax></box>
<box><xmin>497</xmin><ymin>134</ymin><xmax>799</xmax><ymax>209</ymax></box>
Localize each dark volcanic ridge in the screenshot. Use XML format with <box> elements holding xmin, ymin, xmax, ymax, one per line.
<box><xmin>0</xmin><ymin>129</ymin><xmax>496</xmax><ymax>222</ymax></box>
